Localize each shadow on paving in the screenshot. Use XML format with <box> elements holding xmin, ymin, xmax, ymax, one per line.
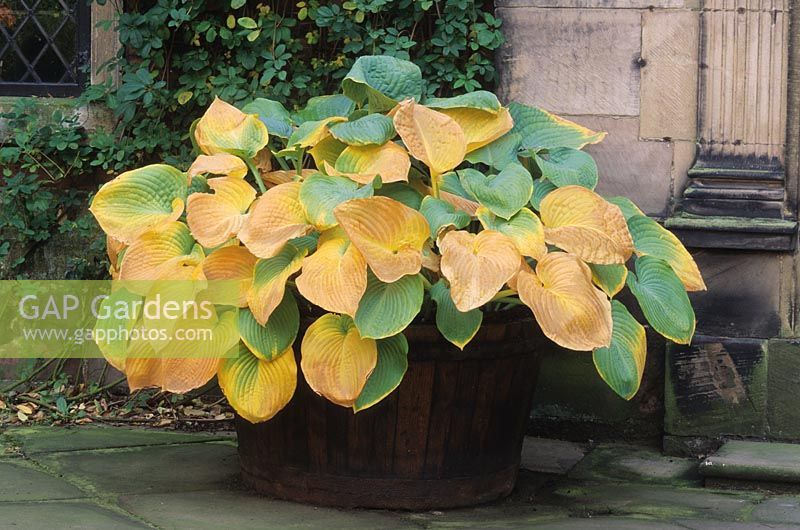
<box><xmin>1</xmin><ymin>426</ymin><xmax>800</xmax><ymax>529</ymax></box>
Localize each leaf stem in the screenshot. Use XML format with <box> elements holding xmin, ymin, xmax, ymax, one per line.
<box><xmin>491</xmin><ymin>289</ymin><xmax>516</xmax><ymax>301</ymax></box>
<box><xmin>245</xmin><ymin>158</ymin><xmax>267</xmax><ymax>194</ymax></box>
<box><xmin>430</xmin><ymin>170</ymin><xmax>441</xmax><ymax>199</ymax></box>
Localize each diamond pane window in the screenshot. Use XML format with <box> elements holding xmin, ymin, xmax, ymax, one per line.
<box><xmin>0</xmin><ymin>0</ymin><xmax>90</xmax><ymax>96</ymax></box>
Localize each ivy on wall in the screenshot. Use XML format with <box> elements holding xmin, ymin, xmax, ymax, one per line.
<box><xmin>0</xmin><ymin>0</ymin><xmax>503</xmax><ymax>279</ymax></box>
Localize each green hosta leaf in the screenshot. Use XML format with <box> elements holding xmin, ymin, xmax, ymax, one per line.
<box><xmin>187</xmin><ymin>174</ymin><xmax>209</xmax><ymax>195</ymax></box>
<box><xmin>589</xmin><ymin>263</ymin><xmax>628</xmax><ymax>298</ymax></box>
<box><xmin>419</xmin><ymin>196</ymin><xmax>470</xmax><ymax>239</ymax></box>
<box><xmin>476</xmin><ymin>206</ymin><xmax>546</xmax><ymax>259</ymax></box>
<box><xmin>607</xmin><ymin>196</ymin><xmax>644</xmax><ymax>220</ymax></box>
<box><xmin>299</xmin><ymin>173</ymin><xmax>374</xmax><ymax>230</ymax></box>
<box><xmin>294</xmin><ymin>95</ymin><xmax>355</xmax><ymax>123</ymax></box>
<box><xmin>430</xmin><ymin>280</ymin><xmax>482</xmax><ymax>350</ymax></box>
<box><xmin>441</xmin><ymin>171</ymin><xmax>476</xmax><ymax>201</ymax></box>
<box><xmin>90</xmin><ymin>164</ymin><xmax>188</xmax><ymax>244</ymax></box>
<box><xmin>289</xmin><ymin>233</ymin><xmax>319</xmax><ymax>254</ymax></box>
<box><xmin>286</xmin><ymin>117</ymin><xmax>345</xmax><ymax>150</ymax></box>
<box><xmin>354</xmin><ymin>272</ymin><xmax>424</xmax><ymax>339</ymax></box>
<box><xmin>238</xmin><ymin>290</ymin><xmax>299</xmax><ymax>361</ymax></box>
<box><xmin>425</xmin><ymin>91</ymin><xmax>501</xmax><ymax>113</ymax></box>
<box><xmin>459</xmin><ymin>163</ymin><xmax>533</xmax><ymax>220</ymax></box>
<box><xmin>375</xmin><ymin>182</ymin><xmax>423</xmax><ymax>209</ymax></box>
<box><xmin>627</xmin><ymin>215</ymin><xmax>706</xmax><ymax>292</ymax></box>
<box><xmin>94</xmin><ymin>287</ymin><xmax>142</xmax><ymax>363</ymax></box>
<box><xmin>534</xmin><ymin>147</ymin><xmax>598</xmax><ymax>189</ymax></box>
<box><xmin>353</xmin><ymin>333</ymin><xmax>409</xmax><ymax>412</ymax></box>
<box><xmin>531</xmin><ymin>177</ymin><xmax>557</xmax><ymax>211</ymax></box>
<box><xmin>509</xmin><ymin>102</ymin><xmax>606</xmax><ymax>151</ymax></box>
<box><xmin>593</xmin><ymin>301</ymin><xmax>647</xmax><ymax>400</ymax></box>
<box><xmin>241</xmin><ymin>98</ymin><xmax>294</xmax><ymax>139</ymax></box>
<box><xmin>627</xmin><ymin>256</ymin><xmax>695</xmax><ymax>344</ymax></box>
<box><xmin>465</xmin><ymin>132</ymin><xmax>521</xmax><ymax>170</ymax></box>
<box><xmin>329</xmin><ymin>114</ymin><xmax>396</xmax><ymax>146</ymax></box>
<box><xmin>343</xmin><ymin>55</ymin><xmax>423</xmax><ymax>112</ymax></box>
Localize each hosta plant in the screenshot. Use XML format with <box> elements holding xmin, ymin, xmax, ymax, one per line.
<box><xmin>90</xmin><ymin>55</ymin><xmax>704</xmax><ymax>423</ymax></box>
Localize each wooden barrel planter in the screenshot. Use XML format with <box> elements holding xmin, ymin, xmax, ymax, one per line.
<box><xmin>235</xmin><ymin>315</ymin><xmax>546</xmax><ymax>510</ymax></box>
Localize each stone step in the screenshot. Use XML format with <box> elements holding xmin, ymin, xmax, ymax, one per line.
<box><xmin>699</xmin><ymin>440</ymin><xmax>800</xmax><ymax>492</ymax></box>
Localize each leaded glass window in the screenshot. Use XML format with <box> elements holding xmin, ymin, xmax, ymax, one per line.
<box><xmin>0</xmin><ymin>0</ymin><xmax>90</xmax><ymax>96</ymax></box>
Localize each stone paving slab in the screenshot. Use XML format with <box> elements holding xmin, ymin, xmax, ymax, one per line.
<box><xmin>0</xmin><ymin>500</ymin><xmax>151</xmax><ymax>529</ymax></box>
<box><xmin>0</xmin><ymin>459</ymin><xmax>86</xmax><ymax>501</ymax></box>
<box><xmin>3</xmin><ymin>425</ymin><xmax>232</xmax><ymax>455</ymax></box>
<box><xmin>507</xmin><ymin>517</ymin><xmax>688</xmax><ymax>529</ymax></box>
<box><xmin>521</xmin><ymin>437</ymin><xmax>587</xmax><ymax>475</ymax></box>
<box><xmin>751</xmin><ymin>496</ymin><xmax>800</xmax><ymax>524</ymax></box>
<box><xmin>676</xmin><ymin>520</ymin><xmax>800</xmax><ymax>530</ymax></box>
<box><xmin>568</xmin><ymin>443</ymin><xmax>701</xmax><ymax>486</ymax></box>
<box><xmin>31</xmin><ymin>441</ymin><xmax>239</xmax><ymax>497</ymax></box>
<box><xmin>700</xmin><ymin>440</ymin><xmax>800</xmax><ymax>484</ymax></box>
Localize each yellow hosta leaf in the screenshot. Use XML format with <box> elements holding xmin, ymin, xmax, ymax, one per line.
<box><xmin>422</xmin><ymin>240</ymin><xmax>441</xmax><ymax>273</ymax></box>
<box><xmin>476</xmin><ymin>206</ymin><xmax>546</xmax><ymax>260</ymax></box>
<box><xmin>195</xmin><ymin>97</ymin><xmax>269</xmax><ymax>158</ymax></box>
<box><xmin>218</xmin><ymin>344</ymin><xmax>297</xmax><ymax>423</ymax></box>
<box><xmin>263</xmin><ymin>169</ymin><xmax>316</xmax><ymax>187</ymax></box>
<box><xmin>330</xmin><ymin>142</ymin><xmax>411</xmax><ymax>184</ymax></box>
<box><xmin>393</xmin><ymin>100</ymin><xmax>466</xmax><ymax>175</ymax></box>
<box><xmin>516</xmin><ymin>252</ymin><xmax>612</xmax><ymax>351</ymax></box>
<box><xmin>247</xmin><ymin>243</ymin><xmax>306</xmax><ymax>325</ymax></box>
<box><xmin>288</xmin><ymin>116</ymin><xmax>347</xmax><ymax>149</ymax></box>
<box><xmin>309</xmin><ymin>135</ymin><xmax>347</xmax><ymax>168</ymax></box>
<box><xmin>440</xmin><ymin>190</ymin><xmax>480</xmax><ymax>216</ymax></box>
<box><xmin>186</xmin><ymin>177</ymin><xmax>256</xmax><ymax>248</ymax></box>
<box><xmin>202</xmin><ymin>245</ymin><xmax>257</xmax><ymax>307</ymax></box>
<box><xmin>187</xmin><ymin>153</ymin><xmax>247</xmax><ymax>181</ymax></box>
<box><xmin>333</xmin><ymin>196</ymin><xmax>429</xmax><ymax>283</ymax></box>
<box><xmin>300</xmin><ymin>313</ymin><xmax>377</xmax><ymax>407</ymax></box>
<box><xmin>238</xmin><ymin>182</ymin><xmax>313</xmax><ymax>258</ymax></box>
<box><xmin>540</xmin><ymin>186</ymin><xmax>633</xmax><ymax>264</ymax></box>
<box><xmin>90</xmin><ymin>164</ymin><xmax>188</xmax><ymax>245</ymax></box>
<box><xmin>440</xmin><ymin>107</ymin><xmax>513</xmax><ymax>153</ymax></box>
<box><xmin>106</xmin><ymin>235</ymin><xmax>126</xmax><ymax>269</ymax></box>
<box><xmin>295</xmin><ymin>228</ymin><xmax>367</xmax><ymax>316</ymax></box>
<box><xmin>439</xmin><ymin>229</ymin><xmax>521</xmax><ymax>312</ymax></box>
<box><xmin>118</xmin><ymin>222</ymin><xmax>204</xmax><ymax>280</ymax></box>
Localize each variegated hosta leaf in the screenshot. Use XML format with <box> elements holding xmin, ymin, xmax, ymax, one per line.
<box><xmin>439</xmin><ymin>171</ymin><xmax>481</xmax><ymax>215</ymax></box>
<box><xmin>201</xmin><ymin>245</ymin><xmax>257</xmax><ymax>307</ymax></box>
<box><xmin>607</xmin><ymin>196</ymin><xmax>645</xmax><ymax>220</ymax></box>
<box><xmin>299</xmin><ymin>173</ymin><xmax>374</xmax><ymax>231</ymax></box>
<box><xmin>300</xmin><ymin>313</ymin><xmax>378</xmax><ymax>407</ymax></box>
<box><xmin>439</xmin><ymin>106</ymin><xmax>513</xmax><ymax>153</ymax></box>
<box><xmin>589</xmin><ymin>263</ymin><xmax>628</xmax><ymax>298</ymax></box>
<box><xmin>329</xmin><ymin>114</ymin><xmax>396</xmax><ymax>146</ymax></box>
<box><xmin>466</xmin><ymin>132</ymin><xmax>522</xmax><ymax>170</ymax></box>
<box><xmin>118</xmin><ymin>221</ymin><xmax>204</xmax><ymax>281</ymax></box>
<box><xmin>353</xmin><ymin>333</ymin><xmax>409</xmax><ymax>412</ymax></box>
<box><xmin>534</xmin><ymin>147</ymin><xmax>598</xmax><ymax>190</ymax></box>
<box><xmin>106</xmin><ymin>235</ymin><xmax>126</xmax><ymax>270</ymax></box>
<box><xmin>334</xmin><ymin>196</ymin><xmax>429</xmax><ymax>283</ymax></box>
<box><xmin>187</xmin><ymin>153</ymin><xmax>248</xmax><ymax>181</ymax></box>
<box><xmin>476</xmin><ymin>206</ymin><xmax>546</xmax><ymax>260</ymax></box>
<box><xmin>627</xmin><ymin>256</ymin><xmax>696</xmax><ymax>344</ymax></box>
<box><xmin>419</xmin><ymin>196</ymin><xmax>471</xmax><ymax>240</ymax></box>
<box><xmin>295</xmin><ymin>227</ymin><xmax>368</xmax><ymax>316</ymax></box>
<box><xmin>425</xmin><ymin>91</ymin><xmax>502</xmax><ymax>114</ymax></box>
<box><xmin>194</xmin><ymin>97</ymin><xmax>269</xmax><ymax>158</ymax></box>
<box><xmin>393</xmin><ymin>99</ymin><xmax>466</xmax><ymax>175</ymax></box>
<box><xmin>125</xmin><ymin>310</ymin><xmax>239</xmax><ymax>393</ymax></box>
<box><xmin>627</xmin><ymin>215</ymin><xmax>706</xmax><ymax>291</ymax></box>
<box><xmin>516</xmin><ymin>252</ymin><xmax>613</xmax><ymax>351</ymax></box>
<box><xmin>308</xmin><ymin>135</ymin><xmax>347</xmax><ymax>169</ymax></box>
<box><xmin>459</xmin><ymin>164</ymin><xmax>533</xmax><ymax>220</ymax></box>
<box><xmin>342</xmin><ymin>55</ymin><xmax>423</xmax><ymax>112</ymax></box>
<box><xmin>354</xmin><ymin>271</ymin><xmax>424</xmax><ymax>339</ymax></box>
<box><xmin>241</xmin><ymin>98</ymin><xmax>294</xmax><ymax>139</ymax></box>
<box><xmin>247</xmin><ymin>243</ymin><xmax>307</xmax><ymax>325</ymax></box>
<box><xmin>531</xmin><ymin>177</ymin><xmax>557</xmax><ymax>211</ymax></box>
<box><xmin>218</xmin><ymin>343</ymin><xmax>297</xmax><ymax>423</ymax></box>
<box><xmin>238</xmin><ymin>290</ymin><xmax>299</xmax><ymax>361</ymax></box>
<box><xmin>439</xmin><ymin>230</ymin><xmax>521</xmax><ymax>312</ymax></box>
<box><xmin>509</xmin><ymin>102</ymin><xmax>606</xmax><ymax>150</ymax></box>
<box><xmin>186</xmin><ymin>177</ymin><xmax>256</xmax><ymax>248</ymax></box>
<box><xmin>332</xmin><ymin>142</ymin><xmax>411</xmax><ymax>184</ymax></box>
<box><xmin>93</xmin><ymin>287</ymin><xmax>141</xmax><ymax>371</ymax></box>
<box><xmin>287</xmin><ymin>116</ymin><xmax>347</xmax><ymax>149</ymax></box>
<box><xmin>90</xmin><ymin>164</ymin><xmax>188</xmax><ymax>245</ymax></box>
<box><xmin>294</xmin><ymin>94</ymin><xmax>355</xmax><ymax>123</ymax></box>
<box><xmin>593</xmin><ymin>300</ymin><xmax>647</xmax><ymax>400</ymax></box>
<box><xmin>238</xmin><ymin>182</ymin><xmax>313</xmax><ymax>259</ymax></box>
<box><xmin>540</xmin><ymin>186</ymin><xmax>634</xmax><ymax>264</ymax></box>
<box><xmin>430</xmin><ymin>280</ymin><xmax>483</xmax><ymax>350</ymax></box>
